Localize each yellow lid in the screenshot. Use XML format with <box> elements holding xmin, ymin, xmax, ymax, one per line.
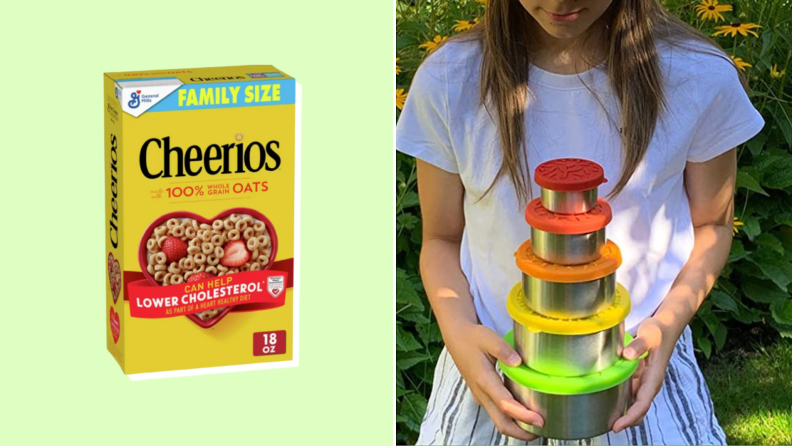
<box><xmin>507</xmin><ymin>282</ymin><xmax>631</xmax><ymax>335</ymax></box>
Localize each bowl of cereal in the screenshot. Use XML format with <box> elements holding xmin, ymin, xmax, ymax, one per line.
<box><xmin>137</xmin><ymin>207</ymin><xmax>278</xmax><ymax>328</ymax></box>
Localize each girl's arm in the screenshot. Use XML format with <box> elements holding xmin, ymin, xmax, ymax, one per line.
<box><xmin>416</xmin><ymin>159</ymin><xmax>478</xmax><ymax>331</ymax></box>
<box><xmin>613</xmin><ymin>148</ymin><xmax>737</xmax><ymax>432</ymax></box>
<box><xmin>416</xmin><ymin>159</ymin><xmax>543</xmax><ymax>441</ymax></box>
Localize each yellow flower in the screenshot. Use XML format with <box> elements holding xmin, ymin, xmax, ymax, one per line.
<box><xmin>453</xmin><ymin>18</ymin><xmax>479</xmax><ymax>33</ymax></box>
<box><xmin>733</xmin><ymin>216</ymin><xmax>744</xmax><ymax>235</ymax></box>
<box><xmin>396</xmin><ymin>57</ymin><xmax>401</xmax><ymax>75</ymax></box>
<box><xmin>695</xmin><ymin>0</ymin><xmax>732</xmax><ymax>23</ymax></box>
<box><xmin>419</xmin><ymin>35</ymin><xmax>448</xmax><ymax>52</ymax></box>
<box><xmin>730</xmin><ymin>55</ymin><xmax>751</xmax><ymax>71</ymax></box>
<box><xmin>396</xmin><ymin>88</ymin><xmax>407</xmax><ymax>110</ymax></box>
<box><xmin>713</xmin><ymin>22</ymin><xmax>761</xmax><ymax>37</ymax></box>
<box><xmin>770</xmin><ymin>64</ymin><xmax>786</xmax><ymax>79</ymax></box>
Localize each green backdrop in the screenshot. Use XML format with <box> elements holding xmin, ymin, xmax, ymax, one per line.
<box><xmin>1</xmin><ymin>1</ymin><xmax>393</xmax><ymax>444</ymax></box>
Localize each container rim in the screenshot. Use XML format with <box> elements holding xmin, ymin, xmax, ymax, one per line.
<box><xmin>507</xmin><ymin>282</ymin><xmax>630</xmax><ymax>334</ymax></box>
<box><xmin>515</xmin><ymin>239</ymin><xmax>621</xmax><ymax>283</ymax></box>
<box><xmin>499</xmin><ymin>331</ymin><xmax>643</xmax><ymax>395</ymax></box>
<box><xmin>524</xmin><ymin>197</ymin><xmax>612</xmax><ymax>235</ymax></box>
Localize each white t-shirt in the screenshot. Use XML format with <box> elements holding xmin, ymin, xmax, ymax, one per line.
<box><xmin>396</xmin><ymin>39</ymin><xmax>764</xmax><ymax>335</ymax></box>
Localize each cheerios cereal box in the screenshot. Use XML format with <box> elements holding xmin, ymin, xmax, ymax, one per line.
<box><xmin>103</xmin><ymin>66</ymin><xmax>300</xmax><ymax>379</ymax></box>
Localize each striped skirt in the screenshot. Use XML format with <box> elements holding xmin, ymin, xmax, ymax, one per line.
<box><xmin>417</xmin><ymin>326</ymin><xmax>726</xmax><ymax>445</ymax></box>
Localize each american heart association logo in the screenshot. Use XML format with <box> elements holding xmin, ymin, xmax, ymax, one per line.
<box><xmin>267</xmin><ymin>276</ymin><xmax>284</xmax><ymax>298</ymax></box>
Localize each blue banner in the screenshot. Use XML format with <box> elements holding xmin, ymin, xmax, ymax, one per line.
<box><xmin>149</xmin><ymin>78</ymin><xmax>295</xmax><ymax>112</ymax></box>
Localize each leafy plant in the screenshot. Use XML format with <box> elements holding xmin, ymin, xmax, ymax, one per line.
<box><xmin>396</xmin><ymin>0</ymin><xmax>792</xmax><ymax>443</ymax></box>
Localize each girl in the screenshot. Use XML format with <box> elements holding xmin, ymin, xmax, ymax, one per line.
<box><xmin>396</xmin><ymin>0</ymin><xmax>764</xmax><ymax>445</ymax></box>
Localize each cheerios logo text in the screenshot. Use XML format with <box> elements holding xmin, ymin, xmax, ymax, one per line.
<box><xmin>109</xmin><ymin>134</ymin><xmax>120</xmax><ymax>248</ymax></box>
<box><xmin>190</xmin><ymin>76</ymin><xmax>246</xmax><ymax>82</ymax></box>
<box><xmin>139</xmin><ymin>137</ymin><xmax>282</xmax><ymax>179</ymax></box>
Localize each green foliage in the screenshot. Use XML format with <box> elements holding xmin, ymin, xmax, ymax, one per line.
<box><xmin>397</xmin><ymin>150</ymin><xmax>443</xmax><ymax>444</ymax></box>
<box><xmin>397</xmin><ymin>0</ymin><xmax>792</xmax><ymax>443</ymax></box>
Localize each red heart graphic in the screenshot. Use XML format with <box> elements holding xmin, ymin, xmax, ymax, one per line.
<box><xmin>271</xmin><ymin>288</ymin><xmax>280</xmax><ymax>296</ymax></box>
<box><xmin>138</xmin><ymin>207</ymin><xmax>278</xmax><ymax>329</ymax></box>
<box><xmin>110</xmin><ymin>307</ymin><xmax>120</xmax><ymax>344</ymax></box>
<box><xmin>136</xmin><ymin>90</ymin><xmax>141</xmax><ymax>94</ymax></box>
<box><xmin>108</xmin><ymin>252</ymin><xmax>121</xmax><ymax>304</ymax></box>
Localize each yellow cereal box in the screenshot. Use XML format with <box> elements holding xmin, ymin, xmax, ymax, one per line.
<box><xmin>103</xmin><ymin>66</ymin><xmax>300</xmax><ymax>379</ymax></box>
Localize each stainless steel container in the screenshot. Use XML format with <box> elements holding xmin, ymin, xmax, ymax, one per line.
<box><xmin>513</xmin><ymin>321</ymin><xmax>624</xmax><ymax>377</ymax></box>
<box><xmin>505</xmin><ymin>375</ymin><xmax>632</xmax><ymax>440</ymax></box>
<box><xmin>530</xmin><ymin>226</ymin><xmax>605</xmax><ymax>265</ymax></box>
<box><xmin>521</xmin><ymin>272</ymin><xmax>615</xmax><ymax>319</ymax></box>
<box><xmin>540</xmin><ymin>187</ymin><xmax>599</xmax><ymax>214</ymax></box>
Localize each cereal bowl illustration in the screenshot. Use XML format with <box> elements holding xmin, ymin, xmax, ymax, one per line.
<box><xmin>108</xmin><ymin>252</ymin><xmax>121</xmax><ymax>304</ymax></box>
<box><xmin>137</xmin><ymin>207</ymin><xmax>278</xmax><ymax>328</ymax></box>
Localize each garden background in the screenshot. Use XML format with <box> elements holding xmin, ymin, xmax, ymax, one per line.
<box><xmin>395</xmin><ymin>0</ymin><xmax>792</xmax><ymax>444</ymax></box>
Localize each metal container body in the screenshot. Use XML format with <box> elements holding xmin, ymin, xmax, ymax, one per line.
<box><xmin>531</xmin><ymin>227</ymin><xmax>605</xmax><ymax>265</ymax></box>
<box><xmin>522</xmin><ymin>273</ymin><xmax>615</xmax><ymax>319</ymax></box>
<box><xmin>505</xmin><ymin>376</ymin><xmax>632</xmax><ymax>440</ymax></box>
<box><xmin>514</xmin><ymin>322</ymin><xmax>624</xmax><ymax>377</ymax></box>
<box><xmin>541</xmin><ymin>188</ymin><xmax>598</xmax><ymax>214</ymax></box>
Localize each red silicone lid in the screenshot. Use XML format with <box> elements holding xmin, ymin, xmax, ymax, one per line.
<box><xmin>535</xmin><ymin>158</ymin><xmax>607</xmax><ymax>192</ymax></box>
<box><xmin>525</xmin><ymin>198</ymin><xmax>612</xmax><ymax>234</ymax></box>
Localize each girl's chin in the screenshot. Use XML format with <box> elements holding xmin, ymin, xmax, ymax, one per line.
<box><xmin>540</xmin><ymin>27</ymin><xmax>589</xmax><ymax>40</ymax></box>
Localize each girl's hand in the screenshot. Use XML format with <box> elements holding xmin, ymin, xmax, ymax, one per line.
<box><xmin>444</xmin><ymin>322</ymin><xmax>545</xmax><ymax>442</ymax></box>
<box><xmin>612</xmin><ymin>317</ymin><xmax>677</xmax><ymax>433</ymax></box>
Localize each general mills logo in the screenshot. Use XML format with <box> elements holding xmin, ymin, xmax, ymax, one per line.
<box><xmin>128</xmin><ymin>90</ymin><xmax>141</xmax><ymax>109</ymax></box>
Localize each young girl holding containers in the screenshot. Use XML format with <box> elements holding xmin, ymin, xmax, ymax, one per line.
<box><xmin>395</xmin><ymin>0</ymin><xmax>764</xmax><ymax>444</ymax></box>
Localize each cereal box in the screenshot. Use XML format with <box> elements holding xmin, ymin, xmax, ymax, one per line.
<box><xmin>104</xmin><ymin>66</ymin><xmax>300</xmax><ymax>379</ymax></box>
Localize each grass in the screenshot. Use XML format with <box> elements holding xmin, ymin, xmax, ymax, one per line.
<box><xmin>702</xmin><ymin>335</ymin><xmax>792</xmax><ymax>445</ymax></box>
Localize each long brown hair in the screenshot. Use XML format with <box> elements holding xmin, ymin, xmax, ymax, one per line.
<box><xmin>447</xmin><ymin>0</ymin><xmax>744</xmax><ymax>204</ymax></box>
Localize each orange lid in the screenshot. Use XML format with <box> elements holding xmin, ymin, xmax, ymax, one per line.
<box><xmin>525</xmin><ymin>198</ymin><xmax>612</xmax><ymax>234</ymax></box>
<box><xmin>535</xmin><ymin>158</ymin><xmax>607</xmax><ymax>192</ymax></box>
<box><xmin>515</xmin><ymin>239</ymin><xmax>622</xmax><ymax>282</ymax></box>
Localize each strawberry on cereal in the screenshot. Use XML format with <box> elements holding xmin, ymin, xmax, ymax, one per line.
<box><xmin>161</xmin><ymin>236</ymin><xmax>188</xmax><ymax>263</ymax></box>
<box><xmin>221</xmin><ymin>240</ymin><xmax>251</xmax><ymax>267</ymax></box>
<box><xmin>187</xmin><ymin>271</ymin><xmax>215</xmax><ymax>283</ymax></box>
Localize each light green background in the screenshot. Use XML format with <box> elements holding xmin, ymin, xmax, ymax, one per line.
<box><xmin>2</xmin><ymin>1</ymin><xmax>393</xmax><ymax>444</ymax></box>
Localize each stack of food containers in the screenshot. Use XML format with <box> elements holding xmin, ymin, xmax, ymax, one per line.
<box><xmin>499</xmin><ymin>158</ymin><xmax>642</xmax><ymax>440</ymax></box>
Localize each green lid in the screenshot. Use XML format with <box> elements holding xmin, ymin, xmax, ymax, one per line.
<box><xmin>498</xmin><ymin>331</ymin><xmax>645</xmax><ymax>395</ymax></box>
